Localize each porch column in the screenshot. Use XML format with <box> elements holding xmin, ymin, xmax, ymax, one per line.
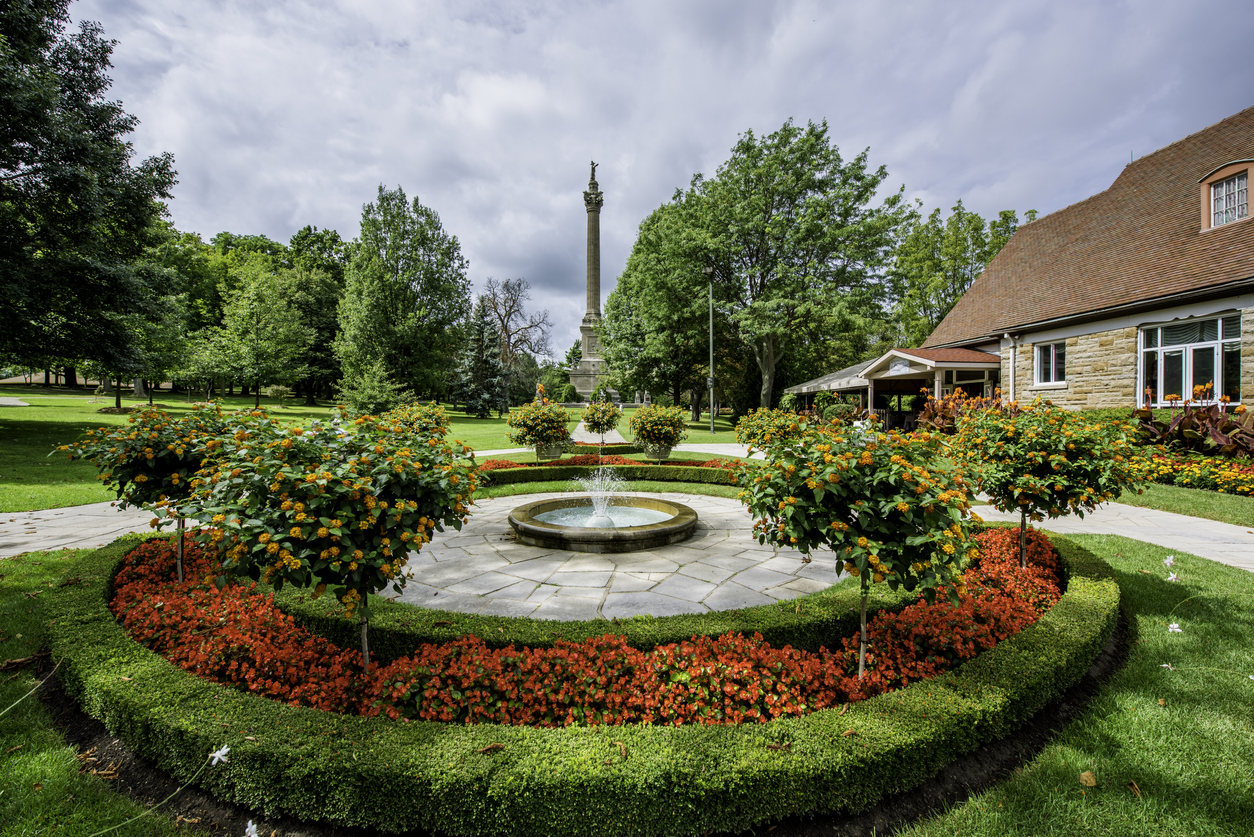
<box><xmin>867</xmin><ymin>378</ymin><xmax>875</xmax><ymax>410</ymax></box>
<box><xmin>934</xmin><ymin>370</ymin><xmax>943</xmax><ymax>398</ymax></box>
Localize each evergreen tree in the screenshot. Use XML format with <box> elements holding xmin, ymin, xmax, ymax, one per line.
<box><xmin>457</xmin><ymin>298</ymin><xmax>507</xmax><ymax>419</ymax></box>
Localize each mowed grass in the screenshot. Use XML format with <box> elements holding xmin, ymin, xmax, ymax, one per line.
<box><xmin>1112</xmin><ymin>482</ymin><xmax>1254</xmax><ymax>529</ymax></box>
<box><xmin>900</xmin><ymin>533</ymin><xmax>1254</xmax><ymax>837</ymax></box>
<box><xmin>0</xmin><ymin>546</ymin><xmax>193</xmax><ymax>837</ymax></box>
<box><xmin>3</xmin><ymin>534</ymin><xmax>1251</xmax><ymax>835</ymax></box>
<box><xmin>0</xmin><ymin>386</ymin><xmax>343</xmax><ymax>512</ymax></box>
<box><xmin>0</xmin><ymin>388</ymin><xmax>745</xmax><ymax>512</ymax></box>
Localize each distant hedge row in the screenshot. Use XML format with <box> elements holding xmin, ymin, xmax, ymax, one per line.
<box><xmin>48</xmin><ymin>532</ymin><xmax>1118</xmax><ymax>836</ymax></box>
<box><xmin>480</xmin><ymin>462</ymin><xmax>739</xmax><ymax>487</ymax></box>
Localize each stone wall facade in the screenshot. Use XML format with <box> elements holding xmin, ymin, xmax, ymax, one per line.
<box><xmin>999</xmin><ymin>306</ymin><xmax>1252</xmax><ymax>409</ymax></box>
<box><xmin>1242</xmin><ymin>306</ymin><xmax>1254</xmax><ymax>406</ymax></box>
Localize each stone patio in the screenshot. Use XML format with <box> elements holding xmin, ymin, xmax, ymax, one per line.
<box><xmin>390</xmin><ymin>491</ymin><xmax>848</xmax><ymax>620</ymax></box>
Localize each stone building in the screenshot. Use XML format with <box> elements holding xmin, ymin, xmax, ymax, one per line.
<box><xmin>923</xmin><ymin>106</ymin><xmax>1254</xmax><ymax>410</ymax></box>
<box><xmin>786</xmin><ymin>106</ymin><xmax>1254</xmax><ymax>414</ymax></box>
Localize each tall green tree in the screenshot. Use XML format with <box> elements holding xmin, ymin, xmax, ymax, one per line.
<box><xmin>1</xmin><ymin>0</ymin><xmax>177</xmax><ymax>367</ymax></box>
<box><xmin>601</xmin><ymin>202</ymin><xmax>723</xmax><ymax>409</ymax></box>
<box><xmin>456</xmin><ymin>297</ymin><xmax>508</xmax><ymax>418</ymax></box>
<box><xmin>289</xmin><ymin>225</ymin><xmax>349</xmax><ymax>285</ymax></box>
<box><xmin>889</xmin><ymin>201</ymin><xmax>1029</xmax><ymax>346</ymax></box>
<box><xmin>680</xmin><ymin>119</ymin><xmax>908</xmax><ymax>408</ymax></box>
<box><xmin>335</xmin><ymin>185</ymin><xmax>470</xmax><ymax>398</ymax></box>
<box><xmin>215</xmin><ymin>257</ymin><xmax>316</xmax><ymax>407</ymax></box>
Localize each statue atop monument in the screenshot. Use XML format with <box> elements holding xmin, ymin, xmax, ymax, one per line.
<box><xmin>590</xmin><ymin>160</ymin><xmax>597</xmax><ymax>181</ymax></box>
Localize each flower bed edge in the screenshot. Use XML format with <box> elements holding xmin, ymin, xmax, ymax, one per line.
<box><xmin>46</xmin><ymin>535</ymin><xmax>1119</xmax><ymax>837</ymax></box>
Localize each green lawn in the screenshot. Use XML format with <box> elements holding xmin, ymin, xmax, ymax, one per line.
<box><xmin>4</xmin><ymin>532</ymin><xmax>1250</xmax><ymax>835</ymax></box>
<box><xmin>1112</xmin><ymin>482</ymin><xmax>1254</xmax><ymax>528</ymax></box>
<box><xmin>0</xmin><ymin>390</ymin><xmax>745</xmax><ymax>512</ymax></box>
<box><xmin>0</xmin><ymin>546</ymin><xmax>194</xmax><ymax>837</ymax></box>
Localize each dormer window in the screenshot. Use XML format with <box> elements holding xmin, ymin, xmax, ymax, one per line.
<box><xmin>1212</xmin><ymin>172</ymin><xmax>1248</xmax><ymax>227</ymax></box>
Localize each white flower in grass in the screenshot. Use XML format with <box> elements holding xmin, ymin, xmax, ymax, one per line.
<box><xmin>1249</xmin><ymin>675</ymin><xmax>1254</xmax><ymax>681</ymax></box>
<box><xmin>210</xmin><ymin>744</ymin><xmax>230</xmax><ymax>766</ymax></box>
<box><xmin>1166</xmin><ymin>572</ymin><xmax>1180</xmax><ymax>582</ymax></box>
<box><xmin>1163</xmin><ymin>556</ymin><xmax>1175</xmax><ymax>567</ymax></box>
<box><xmin>244</xmin><ymin>821</ymin><xmax>260</xmax><ymax>837</ymax></box>
<box><xmin>1160</xmin><ymin>663</ymin><xmax>1174</xmax><ymax>670</ymax></box>
<box><xmin>1168</xmin><ymin>623</ymin><xmax>1182</xmax><ymax>633</ymax></box>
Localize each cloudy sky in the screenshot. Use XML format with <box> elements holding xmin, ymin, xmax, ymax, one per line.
<box><xmin>73</xmin><ymin>0</ymin><xmax>1254</xmax><ymax>356</ymax></box>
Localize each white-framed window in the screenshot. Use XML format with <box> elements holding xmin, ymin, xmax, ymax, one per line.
<box><xmin>1035</xmin><ymin>342</ymin><xmax>1066</xmax><ymax>384</ymax></box>
<box><xmin>1212</xmin><ymin>172</ymin><xmax>1248</xmax><ymax>227</ymax></box>
<box><xmin>1140</xmin><ymin>314</ymin><xmax>1242</xmax><ymax>406</ymax></box>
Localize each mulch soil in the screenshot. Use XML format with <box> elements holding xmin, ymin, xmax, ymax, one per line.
<box><xmin>31</xmin><ymin>615</ymin><xmax>1127</xmax><ymax>837</ymax></box>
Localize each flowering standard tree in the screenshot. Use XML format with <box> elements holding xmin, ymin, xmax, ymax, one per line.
<box><xmin>953</xmin><ymin>398</ymin><xmax>1143</xmax><ymax>567</ymax></box>
<box><xmin>736</xmin><ymin>418</ymin><xmax>979</xmax><ymax>677</ymax></box>
<box><xmin>188</xmin><ymin>409</ymin><xmax>478</xmax><ymax>667</ymax></box>
<box><xmin>57</xmin><ymin>404</ymin><xmax>233</xmax><ymax>581</ymax></box>
<box><xmin>581</xmin><ymin>397</ymin><xmax>622</xmax><ymax>445</ymax></box>
<box><xmin>506</xmin><ymin>387</ymin><xmax>573</xmax><ymax>458</ymax></box>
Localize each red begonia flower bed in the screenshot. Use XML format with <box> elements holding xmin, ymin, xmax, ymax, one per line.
<box><xmin>110</xmin><ymin>528</ymin><xmax>1060</xmax><ymax>726</ymax></box>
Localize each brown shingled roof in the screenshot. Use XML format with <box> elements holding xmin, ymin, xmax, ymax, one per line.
<box><xmin>924</xmin><ymin>106</ymin><xmax>1254</xmax><ymax>348</ymax></box>
<box><xmin>892</xmin><ymin>347</ymin><xmax>1000</xmax><ymax>364</ymax></box>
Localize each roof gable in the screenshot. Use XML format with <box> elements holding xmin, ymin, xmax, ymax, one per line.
<box><xmin>925</xmin><ymin>106</ymin><xmax>1254</xmax><ymax>348</ymax></box>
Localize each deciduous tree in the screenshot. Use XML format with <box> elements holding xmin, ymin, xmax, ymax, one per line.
<box><xmin>678</xmin><ymin>119</ymin><xmax>907</xmax><ymax>408</ymax></box>
<box><xmin>890</xmin><ymin>201</ymin><xmax>1029</xmax><ymax>347</ymax></box>
<box><xmin>335</xmin><ymin>185</ymin><xmax>470</xmax><ymax>398</ymax></box>
<box><xmin>1</xmin><ymin>1</ymin><xmax>177</xmax><ymax>367</ymax></box>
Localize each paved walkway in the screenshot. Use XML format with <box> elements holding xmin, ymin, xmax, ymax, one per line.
<box><xmin>972</xmin><ymin>503</ymin><xmax>1254</xmax><ymax>574</ymax></box>
<box><xmin>4</xmin><ymin>442</ymin><xmax>1251</xmax><ymax>619</ymax></box>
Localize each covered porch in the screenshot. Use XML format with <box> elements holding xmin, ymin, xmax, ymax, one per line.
<box><xmin>785</xmin><ymin>347</ymin><xmax>1001</xmax><ymax>430</ymax></box>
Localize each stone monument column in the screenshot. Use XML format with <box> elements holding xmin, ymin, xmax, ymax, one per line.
<box><xmin>570</xmin><ymin>161</ymin><xmax>615</xmax><ymax>401</ymax></box>
<box><xmin>581</xmin><ymin>162</ymin><xmax>604</xmax><ymax>358</ymax></box>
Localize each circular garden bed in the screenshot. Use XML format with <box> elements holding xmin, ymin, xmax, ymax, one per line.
<box><xmin>47</xmin><ymin>526</ymin><xmax>1119</xmax><ymax>836</ymax></box>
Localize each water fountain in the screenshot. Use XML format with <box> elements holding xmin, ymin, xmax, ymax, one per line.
<box><xmin>506</xmin><ymin>398</ymin><xmax>699</xmax><ymax>553</ymax></box>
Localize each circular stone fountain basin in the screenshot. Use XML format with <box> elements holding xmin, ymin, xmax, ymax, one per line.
<box><xmin>508</xmin><ymin>496</ymin><xmax>698</xmax><ymax>553</ymax></box>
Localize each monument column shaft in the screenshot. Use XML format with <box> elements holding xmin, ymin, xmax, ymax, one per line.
<box><xmin>585</xmin><ymin>205</ymin><xmax>600</xmax><ymax>316</ymax></box>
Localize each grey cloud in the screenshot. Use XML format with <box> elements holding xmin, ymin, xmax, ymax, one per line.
<box><xmin>73</xmin><ymin>0</ymin><xmax>1254</xmax><ymax>353</ymax></box>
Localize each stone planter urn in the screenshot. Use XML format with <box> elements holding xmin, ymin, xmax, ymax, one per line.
<box><xmin>535</xmin><ymin>443</ymin><xmax>565</xmax><ymax>462</ymax></box>
<box><xmin>642</xmin><ymin>444</ymin><xmax>672</xmax><ymax>461</ymax></box>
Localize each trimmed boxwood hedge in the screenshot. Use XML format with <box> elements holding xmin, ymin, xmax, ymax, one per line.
<box><xmin>568</xmin><ymin>443</ymin><xmax>642</xmax><ymax>454</ymax></box>
<box><xmin>47</xmin><ymin>532</ymin><xmax>1118</xmax><ymax>836</ymax></box>
<box><xmin>481</xmin><ymin>463</ymin><xmax>738</xmax><ymax>487</ymax></box>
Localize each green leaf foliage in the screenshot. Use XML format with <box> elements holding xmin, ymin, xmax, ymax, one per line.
<box><xmin>46</xmin><ymin>533</ymin><xmax>1117</xmax><ymax>836</ymax></box>
<box><xmin>334</xmin><ymin>185</ymin><xmax>470</xmax><ymax>399</ymax></box>
<box><xmin>188</xmin><ymin>409</ymin><xmax>478</xmax><ymax>620</ymax></box>
<box><xmin>737</xmin><ymin>419</ymin><xmax>978</xmax><ymax>604</ymax></box>
<box><xmin>953</xmin><ymin>397</ymin><xmax>1144</xmax><ymax>564</ymax></box>
<box><xmin>0</xmin><ymin>1</ymin><xmax>177</xmax><ymax>368</ymax></box>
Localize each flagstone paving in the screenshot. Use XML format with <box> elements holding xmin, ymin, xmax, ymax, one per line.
<box><xmin>389</xmin><ymin>491</ymin><xmax>847</xmax><ymax>619</ymax></box>
<box><xmin>3</xmin><ymin>443</ymin><xmax>1252</xmax><ymax>620</ymax></box>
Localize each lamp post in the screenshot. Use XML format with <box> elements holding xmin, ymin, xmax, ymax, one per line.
<box><xmin>704</xmin><ymin>265</ymin><xmax>715</xmax><ymax>434</ymax></box>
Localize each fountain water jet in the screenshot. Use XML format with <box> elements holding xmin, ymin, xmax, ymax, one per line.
<box><xmin>506</xmin><ymin>404</ymin><xmax>699</xmax><ymax>552</ymax></box>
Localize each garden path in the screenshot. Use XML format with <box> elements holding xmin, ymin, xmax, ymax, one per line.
<box><xmin>3</xmin><ymin>443</ymin><xmax>1250</xmax><ymax>599</ymax></box>
<box><xmin>570</xmin><ymin>420</ymin><xmax>627</xmax><ymax>444</ymax></box>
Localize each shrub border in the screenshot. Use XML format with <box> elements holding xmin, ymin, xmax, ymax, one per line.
<box><xmin>48</xmin><ymin>534</ymin><xmax>1118</xmax><ymax>837</ymax></box>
